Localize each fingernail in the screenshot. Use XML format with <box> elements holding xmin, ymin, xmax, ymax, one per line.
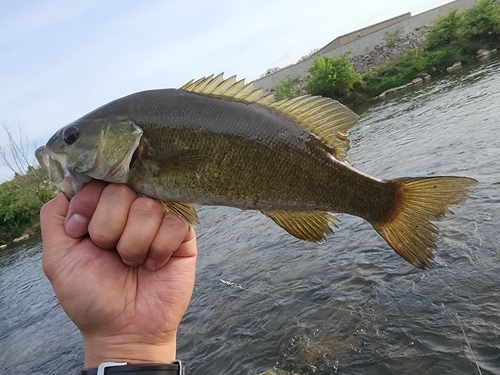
<box><xmin>65</xmin><ymin>213</ymin><xmax>89</xmax><ymax>237</ymax></box>
<box><xmin>144</xmin><ymin>258</ymin><xmax>157</xmax><ymax>271</ymax></box>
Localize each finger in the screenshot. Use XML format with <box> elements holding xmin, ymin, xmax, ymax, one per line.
<box><xmin>116</xmin><ymin>197</ymin><xmax>166</xmax><ymax>267</ymax></box>
<box><xmin>40</xmin><ymin>193</ymin><xmax>74</xmax><ymax>280</ymax></box>
<box><xmin>172</xmin><ymin>225</ymin><xmax>197</xmax><ymax>258</ymax></box>
<box><xmin>87</xmin><ymin>184</ymin><xmax>138</xmax><ymax>249</ymax></box>
<box><xmin>65</xmin><ymin>180</ymin><xmax>108</xmax><ymax>237</ymax></box>
<box><xmin>145</xmin><ymin>212</ymin><xmax>194</xmax><ymax>271</ymax></box>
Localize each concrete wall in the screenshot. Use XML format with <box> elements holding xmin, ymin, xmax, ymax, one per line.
<box><xmin>313</xmin><ymin>13</ymin><xmax>411</xmax><ymax>56</ymax></box>
<box><xmin>254</xmin><ymin>0</ymin><xmax>477</xmax><ymax>91</ymax></box>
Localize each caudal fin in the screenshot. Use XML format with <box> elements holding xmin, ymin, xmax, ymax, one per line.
<box><xmin>371</xmin><ymin>176</ymin><xmax>477</xmax><ymax>269</ymax></box>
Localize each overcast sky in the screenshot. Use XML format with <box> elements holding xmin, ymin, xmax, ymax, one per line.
<box><xmin>0</xmin><ymin>0</ymin><xmax>453</xmax><ymax>182</ymax></box>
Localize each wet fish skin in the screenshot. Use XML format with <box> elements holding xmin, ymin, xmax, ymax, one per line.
<box><xmin>36</xmin><ymin>74</ymin><xmax>477</xmax><ymax>269</ymax></box>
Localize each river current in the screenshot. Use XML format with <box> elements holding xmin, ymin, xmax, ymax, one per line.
<box><xmin>1</xmin><ymin>58</ymin><xmax>500</xmax><ymax>374</ymax></box>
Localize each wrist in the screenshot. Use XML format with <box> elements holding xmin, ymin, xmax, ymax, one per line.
<box><xmin>83</xmin><ymin>331</ymin><xmax>177</xmax><ymax>368</ymax></box>
<box><xmin>81</xmin><ymin>361</ymin><xmax>185</xmax><ymax>375</ymax></box>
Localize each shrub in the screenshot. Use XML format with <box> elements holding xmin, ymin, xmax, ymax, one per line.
<box><xmin>463</xmin><ymin>0</ymin><xmax>500</xmax><ymax>42</ymax></box>
<box><xmin>0</xmin><ymin>181</ymin><xmax>40</xmax><ymax>242</ymax></box>
<box><xmin>384</xmin><ymin>28</ymin><xmax>403</xmax><ymax>48</ymax></box>
<box><xmin>273</xmin><ymin>76</ymin><xmax>302</xmax><ymax>100</ymax></box>
<box><xmin>305</xmin><ymin>54</ymin><xmax>361</xmax><ymax>99</ymax></box>
<box><xmin>426</xmin><ymin>9</ymin><xmax>465</xmax><ymax>50</ymax></box>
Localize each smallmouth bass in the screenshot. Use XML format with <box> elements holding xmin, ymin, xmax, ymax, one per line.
<box><xmin>36</xmin><ymin>74</ymin><xmax>477</xmax><ymax>269</ymax></box>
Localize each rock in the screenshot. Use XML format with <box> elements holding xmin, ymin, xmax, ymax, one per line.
<box><xmin>0</xmin><ymin>244</ymin><xmax>6</xmax><ymax>250</ymax></box>
<box><xmin>412</xmin><ymin>78</ymin><xmax>424</xmax><ymax>84</ymax></box>
<box><xmin>13</xmin><ymin>233</ymin><xmax>30</xmax><ymax>243</ymax></box>
<box><xmin>477</xmin><ymin>49</ymin><xmax>492</xmax><ymax>58</ymax></box>
<box><xmin>417</xmin><ymin>72</ymin><xmax>432</xmax><ymax>80</ymax></box>
<box><xmin>378</xmin><ymin>84</ymin><xmax>409</xmax><ymax>98</ymax></box>
<box><xmin>446</xmin><ymin>61</ymin><xmax>462</xmax><ymax>72</ymax></box>
<box><xmin>350</xmin><ymin>27</ymin><xmax>428</xmax><ymax>73</ymax></box>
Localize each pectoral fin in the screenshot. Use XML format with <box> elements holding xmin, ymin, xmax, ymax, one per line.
<box><xmin>262</xmin><ymin>211</ymin><xmax>339</xmax><ymax>243</ymax></box>
<box><xmin>162</xmin><ymin>201</ymin><xmax>199</xmax><ymax>226</ymax></box>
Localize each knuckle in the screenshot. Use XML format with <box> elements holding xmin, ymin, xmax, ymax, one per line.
<box><xmin>117</xmin><ymin>242</ymin><xmax>145</xmax><ymax>264</ymax></box>
<box><xmin>88</xmin><ymin>224</ymin><xmax>119</xmax><ymax>249</ymax></box>
<box><xmin>130</xmin><ymin>197</ymin><xmax>164</xmax><ymax>219</ymax></box>
<box><xmin>149</xmin><ymin>238</ymin><xmax>170</xmax><ymax>256</ymax></box>
<box><xmin>162</xmin><ymin>211</ymin><xmax>189</xmax><ymax>230</ymax></box>
<box><xmin>102</xmin><ymin>183</ymin><xmax>135</xmax><ymax>201</ymax></box>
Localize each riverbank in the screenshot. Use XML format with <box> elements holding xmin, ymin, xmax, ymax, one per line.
<box><xmin>373</xmin><ymin>47</ymin><xmax>498</xmax><ymax>99</ymax></box>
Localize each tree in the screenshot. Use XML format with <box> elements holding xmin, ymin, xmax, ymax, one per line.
<box><xmin>0</xmin><ymin>122</ymin><xmax>53</xmax><ymax>204</ymax></box>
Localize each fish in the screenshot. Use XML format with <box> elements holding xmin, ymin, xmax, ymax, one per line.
<box><xmin>36</xmin><ymin>73</ymin><xmax>477</xmax><ymax>269</ymax></box>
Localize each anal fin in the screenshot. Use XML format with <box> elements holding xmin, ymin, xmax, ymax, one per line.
<box><xmin>262</xmin><ymin>211</ymin><xmax>339</xmax><ymax>243</ymax></box>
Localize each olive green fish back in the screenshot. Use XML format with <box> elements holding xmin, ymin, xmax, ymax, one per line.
<box><xmin>181</xmin><ymin>73</ymin><xmax>359</xmax><ymax>161</ymax></box>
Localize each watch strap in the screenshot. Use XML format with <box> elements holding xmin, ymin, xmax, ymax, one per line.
<box><xmin>81</xmin><ymin>361</ymin><xmax>185</xmax><ymax>375</ymax></box>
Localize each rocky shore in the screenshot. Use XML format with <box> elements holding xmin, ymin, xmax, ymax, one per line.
<box><xmin>350</xmin><ymin>27</ymin><xmax>428</xmax><ymax>73</ymax></box>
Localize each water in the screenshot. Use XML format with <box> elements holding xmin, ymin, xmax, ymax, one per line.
<box><xmin>2</xmin><ymin>59</ymin><xmax>500</xmax><ymax>374</ymax></box>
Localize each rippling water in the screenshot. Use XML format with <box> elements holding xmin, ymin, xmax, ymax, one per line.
<box><xmin>2</xmin><ymin>59</ymin><xmax>500</xmax><ymax>374</ymax></box>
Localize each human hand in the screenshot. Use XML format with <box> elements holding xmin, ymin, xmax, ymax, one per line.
<box><xmin>40</xmin><ymin>180</ymin><xmax>197</xmax><ymax>367</ymax></box>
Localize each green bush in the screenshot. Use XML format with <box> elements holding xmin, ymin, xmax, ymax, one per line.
<box><xmin>426</xmin><ymin>0</ymin><xmax>500</xmax><ymax>52</ymax></box>
<box><xmin>426</xmin><ymin>9</ymin><xmax>465</xmax><ymax>50</ymax></box>
<box><xmin>463</xmin><ymin>0</ymin><xmax>500</xmax><ymax>41</ymax></box>
<box><xmin>0</xmin><ymin>167</ymin><xmax>56</xmax><ymax>243</ymax></box>
<box><xmin>305</xmin><ymin>54</ymin><xmax>361</xmax><ymax>99</ymax></box>
<box><xmin>0</xmin><ymin>181</ymin><xmax>41</xmax><ymax>242</ymax></box>
<box><xmin>384</xmin><ymin>28</ymin><xmax>403</xmax><ymax>48</ymax></box>
<box><xmin>273</xmin><ymin>76</ymin><xmax>302</xmax><ymax>100</ymax></box>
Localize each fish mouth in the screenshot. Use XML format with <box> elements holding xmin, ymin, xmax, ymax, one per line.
<box><xmin>35</xmin><ymin>146</ymin><xmax>88</xmax><ymax>200</ymax></box>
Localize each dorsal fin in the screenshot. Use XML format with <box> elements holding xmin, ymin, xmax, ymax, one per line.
<box><xmin>180</xmin><ymin>74</ymin><xmax>359</xmax><ymax>161</ymax></box>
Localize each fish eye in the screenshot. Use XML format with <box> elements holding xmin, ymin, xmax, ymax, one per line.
<box><xmin>63</xmin><ymin>126</ymin><xmax>80</xmax><ymax>145</ymax></box>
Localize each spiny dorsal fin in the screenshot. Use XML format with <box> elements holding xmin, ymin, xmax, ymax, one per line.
<box><xmin>262</xmin><ymin>210</ymin><xmax>340</xmax><ymax>243</ymax></box>
<box><xmin>181</xmin><ymin>73</ymin><xmax>275</xmax><ymax>106</ymax></box>
<box><xmin>180</xmin><ymin>74</ymin><xmax>359</xmax><ymax>161</ymax></box>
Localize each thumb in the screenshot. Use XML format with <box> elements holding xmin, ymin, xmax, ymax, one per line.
<box><xmin>40</xmin><ymin>193</ymin><xmax>78</xmax><ymax>281</ymax></box>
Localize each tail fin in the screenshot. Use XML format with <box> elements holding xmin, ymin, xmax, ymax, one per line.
<box><xmin>371</xmin><ymin>176</ymin><xmax>477</xmax><ymax>269</ymax></box>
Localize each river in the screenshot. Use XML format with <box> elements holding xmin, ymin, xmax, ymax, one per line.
<box><xmin>1</xmin><ymin>58</ymin><xmax>500</xmax><ymax>374</ymax></box>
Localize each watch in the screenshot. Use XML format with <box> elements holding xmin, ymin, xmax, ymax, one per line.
<box><xmin>81</xmin><ymin>361</ymin><xmax>186</xmax><ymax>375</ymax></box>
